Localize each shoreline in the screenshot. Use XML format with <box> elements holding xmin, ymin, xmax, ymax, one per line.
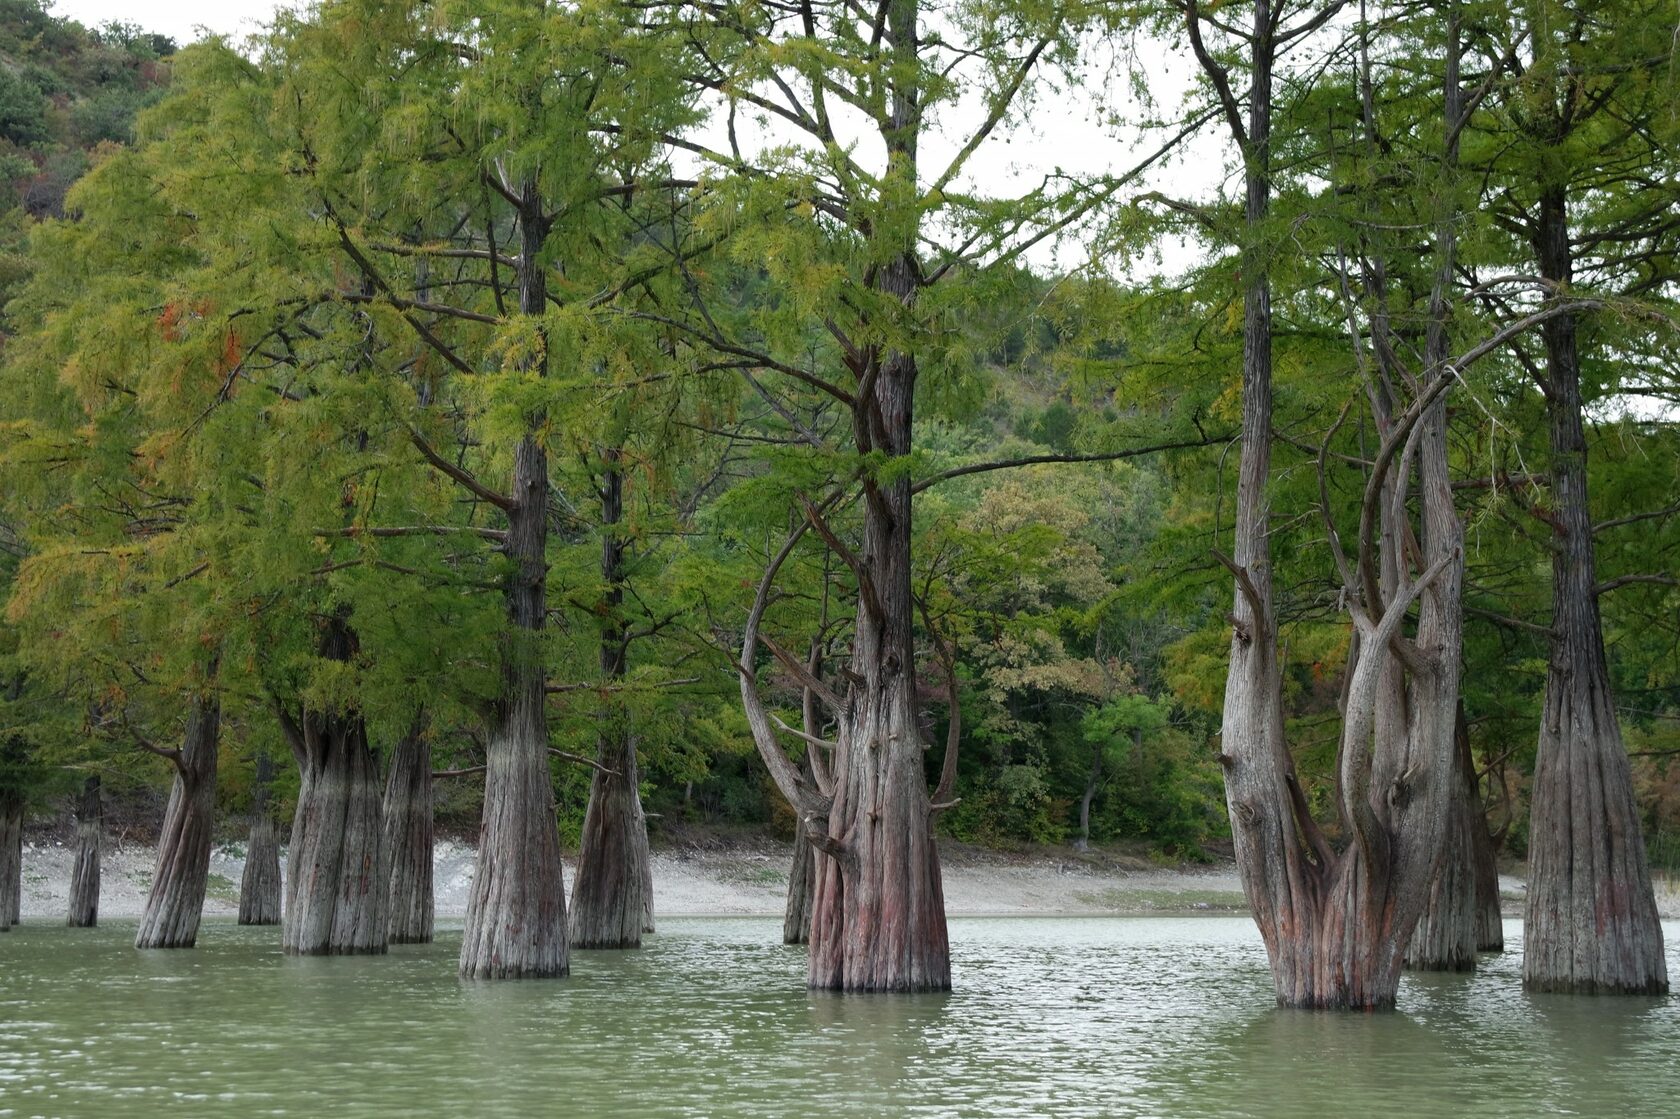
<box><xmin>11</xmin><ymin>832</ymin><xmax>1657</xmax><ymax>921</ymax></box>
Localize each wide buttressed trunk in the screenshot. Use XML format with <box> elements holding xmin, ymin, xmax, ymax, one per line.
<box><xmin>382</xmin><ymin>725</ymin><xmax>433</xmax><ymax>945</ymax></box>
<box><xmin>571</xmin><ymin>725</ymin><xmax>651</xmax><ymax>949</ymax></box>
<box><xmin>806</xmin><ymin>364</ymin><xmax>950</xmax><ymax>992</ymax></box>
<box><xmin>1522</xmin><ymin>187</ymin><xmax>1665</xmax><ymax>994</ymax></box>
<box><xmin>68</xmin><ymin>776</ymin><xmax>101</xmax><ymax>928</ymax></box>
<box><xmin>0</xmin><ymin>781</ymin><xmax>22</xmax><ymax>930</ymax></box>
<box><xmin>460</xmin><ymin>434</ymin><xmax>568</xmax><ymax>979</ymax></box>
<box><xmin>239</xmin><ymin>752</ymin><xmax>281</xmax><ymax>926</ymax></box>
<box><xmin>136</xmin><ymin>693</ymin><xmax>220</xmax><ymax>949</ymax></box>
<box><xmin>282</xmin><ymin>711</ymin><xmax>386</xmax><ymax>955</ymax></box>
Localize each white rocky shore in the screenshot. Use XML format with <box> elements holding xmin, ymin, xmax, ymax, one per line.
<box><xmin>7</xmin><ymin>833</ymin><xmax>1642</xmax><ymax>921</ymax></box>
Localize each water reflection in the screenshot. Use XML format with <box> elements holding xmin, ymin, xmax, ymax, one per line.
<box><xmin>1</xmin><ymin>916</ymin><xmax>1678</xmax><ymax>1117</ymax></box>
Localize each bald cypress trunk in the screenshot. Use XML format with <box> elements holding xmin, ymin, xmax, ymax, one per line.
<box><xmin>280</xmin><ymin>617</ymin><xmax>387</xmax><ymax>956</ymax></box>
<box><xmin>383</xmin><ymin>724</ymin><xmax>433</xmax><ymax>945</ymax></box>
<box><xmin>783</xmin><ymin>824</ymin><xmax>814</xmax><ymax>945</ymax></box>
<box><xmin>1408</xmin><ymin>715</ymin><xmax>1481</xmax><ymax>971</ymax></box>
<box><xmin>0</xmin><ymin>782</ymin><xmax>21</xmax><ymax>930</ymax></box>
<box><xmin>239</xmin><ymin>751</ymin><xmax>281</xmax><ymax>926</ymax></box>
<box><xmin>571</xmin><ymin>458</ymin><xmax>653</xmax><ymax>950</ymax></box>
<box><xmin>1473</xmin><ymin>802</ymin><xmax>1503</xmax><ymax>953</ymax></box>
<box><xmin>458</xmin><ymin>181</ymin><xmax>568</xmax><ymax>980</ymax></box>
<box><xmin>1521</xmin><ymin>185</ymin><xmax>1666</xmax><ymax>995</ymax></box>
<box><xmin>136</xmin><ymin>693</ymin><xmax>219</xmax><ymax>949</ymax></box>
<box><xmin>67</xmin><ymin>776</ymin><xmax>101</xmax><ymax>928</ymax></box>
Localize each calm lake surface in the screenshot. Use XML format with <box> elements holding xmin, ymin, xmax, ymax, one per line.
<box><xmin>3</xmin><ymin>916</ymin><xmax>1678</xmax><ymax>1117</ymax></box>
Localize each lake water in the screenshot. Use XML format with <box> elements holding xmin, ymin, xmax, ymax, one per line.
<box><xmin>2</xmin><ymin>916</ymin><xmax>1678</xmax><ymax>1117</ymax></box>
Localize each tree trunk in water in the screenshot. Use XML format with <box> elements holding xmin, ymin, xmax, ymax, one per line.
<box><xmin>459</xmin><ymin>434</ymin><xmax>568</xmax><ymax>979</ymax></box>
<box><xmin>784</xmin><ymin>813</ymin><xmax>814</xmax><ymax>945</ymax></box>
<box><xmin>239</xmin><ymin>751</ymin><xmax>281</xmax><ymax>926</ymax></box>
<box><xmin>1214</xmin><ymin>7</ymin><xmax>1469</xmax><ymax>1008</ymax></box>
<box><xmin>1473</xmin><ymin>805</ymin><xmax>1503</xmax><ymax>953</ymax></box>
<box><xmin>806</xmin><ymin>327</ymin><xmax>949</xmax><ymax>990</ymax></box>
<box><xmin>280</xmin><ymin>617</ymin><xmax>387</xmax><ymax>956</ymax></box>
<box><xmin>383</xmin><ymin>724</ymin><xmax>433</xmax><ymax>945</ymax></box>
<box><xmin>570</xmin><ymin>457</ymin><xmax>652</xmax><ymax>950</ymax></box>
<box><xmin>281</xmin><ymin>720</ymin><xmax>385</xmax><ymax>953</ymax></box>
<box><xmin>571</xmin><ymin>726</ymin><xmax>649</xmax><ymax>948</ymax></box>
<box><xmin>0</xmin><ymin>783</ymin><xmax>21</xmax><ymax>930</ymax></box>
<box><xmin>1521</xmin><ymin>185</ymin><xmax>1666</xmax><ymax>995</ymax></box>
<box><xmin>67</xmin><ymin>776</ymin><xmax>101</xmax><ymax>928</ymax></box>
<box><xmin>1407</xmin><ymin>714</ymin><xmax>1480</xmax><ymax>971</ymax></box>
<box><xmin>136</xmin><ymin>694</ymin><xmax>219</xmax><ymax>949</ymax></box>
<box><xmin>459</xmin><ymin>180</ymin><xmax>567</xmax><ymax>979</ymax></box>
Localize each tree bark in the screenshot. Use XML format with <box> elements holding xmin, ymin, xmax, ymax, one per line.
<box><xmin>784</xmin><ymin>822</ymin><xmax>814</xmax><ymax>945</ymax></box>
<box><xmin>383</xmin><ymin>722</ymin><xmax>433</xmax><ymax>944</ymax></box>
<box><xmin>135</xmin><ymin>693</ymin><xmax>219</xmax><ymax>949</ymax></box>
<box><xmin>1472</xmin><ymin>799</ymin><xmax>1503</xmax><ymax>953</ymax></box>
<box><xmin>67</xmin><ymin>776</ymin><xmax>101</xmax><ymax>928</ymax></box>
<box><xmin>570</xmin><ymin>455</ymin><xmax>653</xmax><ymax>950</ymax></box>
<box><xmin>1521</xmin><ymin>184</ymin><xmax>1666</xmax><ymax>995</ymax></box>
<box><xmin>239</xmin><ymin>751</ymin><xmax>281</xmax><ymax>926</ymax></box>
<box><xmin>0</xmin><ymin>781</ymin><xmax>21</xmax><ymax>930</ymax></box>
<box><xmin>458</xmin><ymin>180</ymin><xmax>568</xmax><ymax>980</ymax></box>
<box><xmin>280</xmin><ymin>616</ymin><xmax>387</xmax><ymax>956</ymax></box>
<box><xmin>1407</xmin><ymin>713</ymin><xmax>1480</xmax><ymax>971</ymax></box>
<box><xmin>1211</xmin><ymin>1</ymin><xmax>1469</xmax><ymax>1009</ymax></box>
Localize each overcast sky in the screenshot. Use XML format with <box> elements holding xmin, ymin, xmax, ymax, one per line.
<box><xmin>47</xmin><ymin>0</ymin><xmax>1218</xmax><ymax>277</ymax></box>
<box><xmin>50</xmin><ymin>0</ymin><xmax>283</xmax><ymax>44</ymax></box>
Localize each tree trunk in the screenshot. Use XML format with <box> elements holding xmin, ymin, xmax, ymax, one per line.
<box><xmin>570</xmin><ymin>456</ymin><xmax>653</xmax><ymax>950</ymax></box>
<box><xmin>458</xmin><ymin>180</ymin><xmax>568</xmax><ymax>980</ymax></box>
<box><xmin>806</xmin><ymin>340</ymin><xmax>950</xmax><ymax>990</ymax></box>
<box><xmin>1473</xmin><ymin>802</ymin><xmax>1503</xmax><ymax>953</ymax></box>
<box><xmin>1521</xmin><ymin>184</ymin><xmax>1666</xmax><ymax>995</ymax></box>
<box><xmin>1075</xmin><ymin>745</ymin><xmax>1102</xmax><ymax>853</ymax></box>
<box><xmin>280</xmin><ymin>617</ymin><xmax>387</xmax><ymax>956</ymax></box>
<box><xmin>1407</xmin><ymin>713</ymin><xmax>1480</xmax><ymax>971</ymax></box>
<box><xmin>67</xmin><ymin>776</ymin><xmax>101</xmax><ymax>928</ymax></box>
<box><xmin>784</xmin><ymin>823</ymin><xmax>814</xmax><ymax>945</ymax></box>
<box><xmin>0</xmin><ymin>782</ymin><xmax>21</xmax><ymax>930</ymax></box>
<box><xmin>1214</xmin><ymin>3</ymin><xmax>1469</xmax><ymax>1009</ymax></box>
<box><xmin>135</xmin><ymin>693</ymin><xmax>219</xmax><ymax>949</ymax></box>
<box><xmin>383</xmin><ymin>723</ymin><xmax>433</xmax><ymax>944</ymax></box>
<box><xmin>571</xmin><ymin>725</ymin><xmax>649</xmax><ymax>948</ymax></box>
<box><xmin>239</xmin><ymin>751</ymin><xmax>281</xmax><ymax>926</ymax></box>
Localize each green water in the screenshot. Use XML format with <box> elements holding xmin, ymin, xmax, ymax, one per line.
<box><xmin>2</xmin><ymin>916</ymin><xmax>1677</xmax><ymax>1117</ymax></box>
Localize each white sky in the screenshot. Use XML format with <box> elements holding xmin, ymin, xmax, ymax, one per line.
<box><xmin>48</xmin><ymin>0</ymin><xmax>1222</xmax><ymax>278</ymax></box>
<box><xmin>48</xmin><ymin>0</ymin><xmax>282</xmax><ymax>45</ymax></box>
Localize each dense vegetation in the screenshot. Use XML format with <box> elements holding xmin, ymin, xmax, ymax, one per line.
<box><xmin>0</xmin><ymin>0</ymin><xmax>1673</xmax><ymax>1001</ymax></box>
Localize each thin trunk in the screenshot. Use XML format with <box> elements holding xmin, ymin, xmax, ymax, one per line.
<box><xmin>571</xmin><ymin>455</ymin><xmax>652</xmax><ymax>950</ymax></box>
<box><xmin>460</xmin><ymin>180</ymin><xmax>567</xmax><ymax>979</ymax></box>
<box><xmin>67</xmin><ymin>776</ymin><xmax>101</xmax><ymax>928</ymax></box>
<box><xmin>136</xmin><ymin>693</ymin><xmax>219</xmax><ymax>949</ymax></box>
<box><xmin>281</xmin><ymin>617</ymin><xmax>387</xmax><ymax>956</ymax></box>
<box><xmin>239</xmin><ymin>751</ymin><xmax>281</xmax><ymax>926</ymax></box>
<box><xmin>1473</xmin><ymin>803</ymin><xmax>1503</xmax><ymax>953</ymax></box>
<box><xmin>1076</xmin><ymin>745</ymin><xmax>1102</xmax><ymax>852</ymax></box>
<box><xmin>383</xmin><ymin>723</ymin><xmax>433</xmax><ymax>944</ymax></box>
<box><xmin>783</xmin><ymin>744</ymin><xmax>819</xmax><ymax>945</ymax></box>
<box><xmin>1522</xmin><ymin>184</ymin><xmax>1666</xmax><ymax>995</ymax></box>
<box><xmin>0</xmin><ymin>781</ymin><xmax>21</xmax><ymax>930</ymax></box>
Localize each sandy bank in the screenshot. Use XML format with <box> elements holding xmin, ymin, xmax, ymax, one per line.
<box><xmin>6</xmin><ymin>833</ymin><xmax>1586</xmax><ymax>922</ymax></box>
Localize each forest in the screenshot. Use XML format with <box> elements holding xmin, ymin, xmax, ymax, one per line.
<box><xmin>0</xmin><ymin>0</ymin><xmax>1675</xmax><ymax>1019</ymax></box>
